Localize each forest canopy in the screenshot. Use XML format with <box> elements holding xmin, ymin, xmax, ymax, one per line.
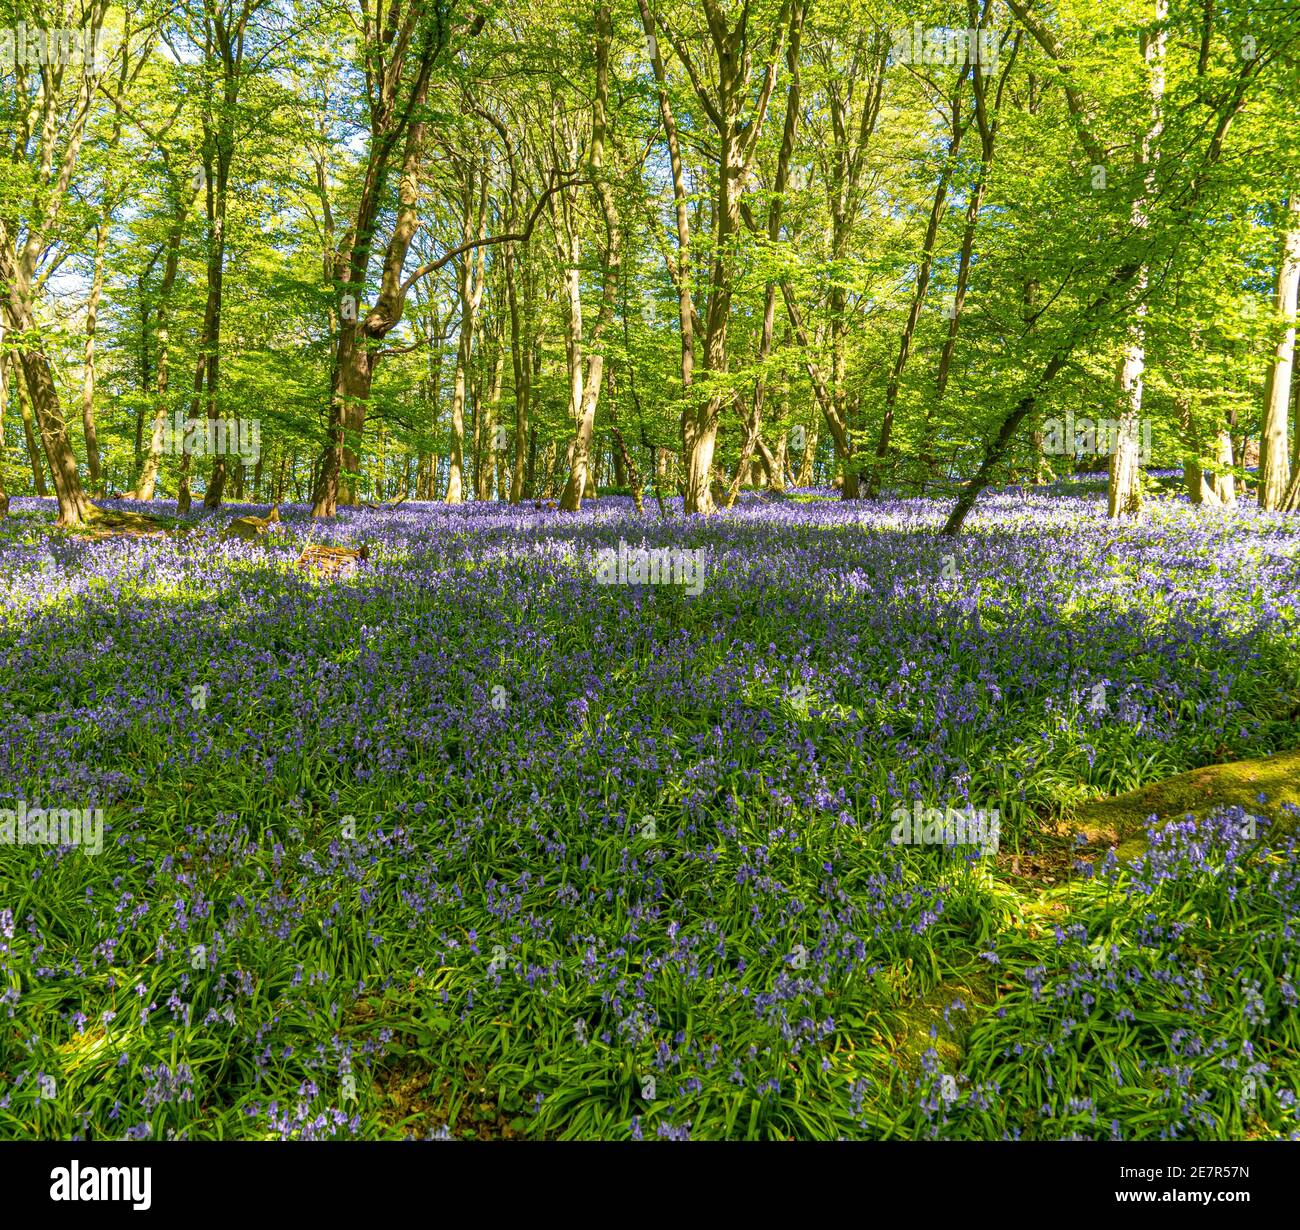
<box><xmin>2</xmin><ymin>0</ymin><xmax>1298</xmax><ymax>529</ymax></box>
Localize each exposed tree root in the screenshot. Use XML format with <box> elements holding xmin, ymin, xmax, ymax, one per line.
<box><xmin>1068</xmin><ymin>747</ymin><xmax>1300</xmax><ymax>859</ymax></box>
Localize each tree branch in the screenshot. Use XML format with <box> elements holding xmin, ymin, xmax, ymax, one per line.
<box><xmin>398</xmin><ymin>175</ymin><xmax>587</xmax><ymax>298</ymax></box>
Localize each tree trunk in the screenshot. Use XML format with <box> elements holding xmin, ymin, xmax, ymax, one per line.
<box><xmin>777</xmin><ymin>279</ymin><xmax>855</xmax><ymax>490</ymax></box>
<box><xmin>1108</xmin><ymin>2</ymin><xmax>1167</xmax><ymax>521</ymax></box>
<box><xmin>314</xmin><ymin>15</ymin><xmax>456</xmax><ymax>516</ymax></box>
<box><xmin>726</xmin><ymin>2</ymin><xmax>804</xmax><ymax>509</ymax></box>
<box><xmin>682</xmin><ymin>115</ymin><xmax>745</xmax><ymax>515</ymax></box>
<box><xmin>505</xmin><ymin>189</ymin><xmax>530</xmax><ymax>504</ymax></box>
<box><xmin>0</xmin><ymin>325</ymin><xmax>8</xmax><ymax>516</ymax></box>
<box><xmin>606</xmin><ymin>365</ymin><xmax>643</xmax><ymax>513</ymax></box>
<box><xmin>1</xmin><ymin>266</ymin><xmax>95</xmax><ymax>524</ymax></box>
<box><xmin>197</xmin><ymin>5</ymin><xmax>254</xmax><ymax>514</ymax></box>
<box><xmin>479</xmin><ymin>340</ymin><xmax>504</xmax><ymax>500</ymax></box>
<box><xmin>1209</xmin><ymin>427</ymin><xmax>1236</xmax><ymax>506</ymax></box>
<box><xmin>640</xmin><ymin>0</ymin><xmax>788</xmax><ymax>513</ymax></box>
<box><xmin>795</xmin><ymin>426</ymin><xmax>816</xmax><ymax>487</ymax></box>
<box><xmin>132</xmin><ymin>196</ymin><xmax>189</xmax><ymax>501</ymax></box>
<box><xmin>869</xmin><ymin>87</ymin><xmax>965</xmax><ymax>496</ymax></box>
<box><xmin>1179</xmin><ymin>397</ymin><xmax>1219</xmax><ymax>505</ymax></box>
<box><xmin>445</xmin><ymin>167</ymin><xmax>487</xmax><ymax>505</ymax></box>
<box><xmin>6</xmin><ymin>350</ymin><xmax>48</xmax><ymax>497</ymax></box>
<box><xmin>1109</xmin><ymin>323</ymin><xmax>1148</xmax><ymax>520</ymax></box>
<box><xmin>942</xmin><ymin>263</ymin><xmax>1145</xmax><ymax>536</ymax></box>
<box><xmin>199</xmin><ymin>189</ymin><xmax>231</xmax><ymax>510</ymax></box>
<box><xmin>761</xmin><ymin>430</ymin><xmax>787</xmax><ymax>493</ymax></box>
<box><xmin>816</xmin><ymin>31</ymin><xmax>885</xmax><ymax>495</ymax></box>
<box><xmin>0</xmin><ymin>236</ymin><xmax>96</xmax><ymax>525</ymax></box>
<box><xmin>81</xmin><ymin>219</ymin><xmax>108</xmax><ymax>495</ymax></box>
<box><xmin>175</xmin><ymin>351</ymin><xmax>207</xmax><ymax>513</ymax></box>
<box><xmin>541</xmin><ymin>440</ymin><xmax>557</xmax><ymax>498</ymax></box>
<box><xmin>560</xmin><ymin>3</ymin><xmax>621</xmax><ymax>513</ymax></box>
<box><xmin>0</xmin><ymin>5</ymin><xmax>107</xmax><ymax>526</ymax></box>
<box><xmin>1259</xmin><ymin>194</ymin><xmax>1300</xmax><ymax>510</ymax></box>
<box><xmin>17</xmin><ymin>344</ymin><xmax>98</xmax><ymax>525</ymax></box>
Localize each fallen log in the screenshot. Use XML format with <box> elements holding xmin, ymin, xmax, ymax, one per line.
<box><xmin>222</xmin><ymin>505</ymin><xmax>281</xmax><ymax>543</ymax></box>
<box><xmin>296</xmin><ymin>542</ymin><xmax>370</xmax><ymax>578</ymax></box>
<box><xmin>71</xmin><ymin>508</ymin><xmax>175</xmax><ymax>539</ymax></box>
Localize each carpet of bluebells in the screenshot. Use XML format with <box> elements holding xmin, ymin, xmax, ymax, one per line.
<box><xmin>0</xmin><ymin>485</ymin><xmax>1298</xmax><ymax>1140</ymax></box>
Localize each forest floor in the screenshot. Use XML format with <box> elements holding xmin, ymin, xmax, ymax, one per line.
<box><xmin>1</xmin><ymin>484</ymin><xmax>1298</xmax><ymax>1139</ymax></box>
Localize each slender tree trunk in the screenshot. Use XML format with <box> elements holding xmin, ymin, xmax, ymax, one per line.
<box><xmin>135</xmin><ymin>265</ymin><xmax>151</xmax><ymax>468</ymax></box>
<box><xmin>19</xmin><ymin>376</ymin><xmax>46</xmax><ymax>496</ymax></box>
<box><xmin>1293</xmin><ymin>346</ymin><xmax>1300</xmax><ymax>471</ymax></box>
<box><xmin>1108</xmin><ymin>1</ymin><xmax>1167</xmax><ymax>521</ymax></box>
<box><xmin>132</xmin><ymin>206</ymin><xmax>187</xmax><ymax>501</ymax></box>
<box><xmin>175</xmin><ymin>351</ymin><xmax>208</xmax><ymax>513</ymax></box>
<box><xmin>503</xmin><ymin>180</ymin><xmax>530</xmax><ymax>503</ymax></box>
<box><xmin>560</xmin><ymin>4</ymin><xmax>621</xmax><ymax>512</ymax></box>
<box><xmin>7</xmin><ymin>351</ymin><xmax>47</xmax><ymax>497</ymax></box>
<box><xmin>554</xmin><ymin>218</ymin><xmax>587</xmax><ymax>507</ymax></box>
<box><xmin>943</xmin><ymin>259</ymin><xmax>1146</xmax><ymax>535</ymax></box>
<box><xmin>869</xmin><ymin>89</ymin><xmax>966</xmax><ymax>496</ymax></box>
<box><xmin>808</xmin><ymin>33</ymin><xmax>885</xmax><ymax>496</ymax></box>
<box><xmin>541</xmin><ymin>440</ymin><xmax>557</xmax><ymax>498</ymax></box>
<box><xmin>795</xmin><ymin>426</ymin><xmax>816</xmax><ymax>486</ymax></box>
<box><xmin>197</xmin><ymin>10</ymin><xmax>249</xmax><ymax>513</ymax></box>
<box><xmin>445</xmin><ymin>167</ymin><xmax>487</xmax><ymax>505</ymax></box>
<box><xmin>777</xmin><ymin>279</ymin><xmax>854</xmax><ymax>487</ymax></box>
<box><xmin>479</xmin><ymin>339</ymin><xmax>504</xmax><ymax>500</ymax></box>
<box><xmin>922</xmin><ymin>12</ymin><xmax>1008</xmax><ymax>488</ymax></box>
<box><xmin>427</xmin><ymin>319</ymin><xmax>443</xmax><ymax>498</ymax></box>
<box><xmin>1259</xmin><ymin>195</ymin><xmax>1300</xmax><ymax>510</ymax></box>
<box><xmin>0</xmin><ymin>321</ymin><xmax>8</xmax><ymax>516</ymax></box>
<box><xmin>525</xmin><ymin>426</ymin><xmax>537</xmax><ymax>500</ymax></box>
<box><xmin>606</xmin><ymin>365</ymin><xmax>643</xmax><ymax>513</ymax></box>
<box><xmin>640</xmin><ymin>0</ymin><xmax>789</xmax><ymax>514</ymax></box>
<box><xmin>16</xmin><ymin>345</ymin><xmax>97</xmax><ymax>525</ymax></box>
<box><xmin>81</xmin><ymin>219</ymin><xmax>108</xmax><ymax>495</ymax></box>
<box><xmin>727</xmin><ymin>2</ymin><xmax>804</xmax><ymax>509</ymax></box>
<box><xmin>682</xmin><ymin>119</ymin><xmax>745</xmax><ymax>515</ymax></box>
<box><xmin>761</xmin><ymin>430</ymin><xmax>787</xmax><ymax>493</ymax></box>
<box><xmin>200</xmin><ymin>176</ymin><xmax>231</xmax><ymax>509</ymax></box>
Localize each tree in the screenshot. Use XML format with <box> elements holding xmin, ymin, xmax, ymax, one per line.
<box><xmin>0</xmin><ymin>0</ymin><xmax>116</xmax><ymax>526</ymax></box>
<box><xmin>1258</xmin><ymin>195</ymin><xmax>1300</xmax><ymax>510</ymax></box>
<box><xmin>639</xmin><ymin>0</ymin><xmax>790</xmax><ymax>515</ymax></box>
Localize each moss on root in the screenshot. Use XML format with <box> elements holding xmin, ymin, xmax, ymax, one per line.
<box><xmin>1068</xmin><ymin>747</ymin><xmax>1300</xmax><ymax>860</ymax></box>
